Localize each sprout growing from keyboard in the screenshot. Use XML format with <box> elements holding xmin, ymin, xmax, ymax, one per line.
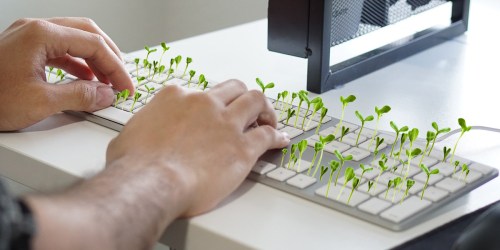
<box><xmin>371</xmin><ymin>137</ymin><xmax>385</xmax><ymax>166</ymax></box>
<box><xmin>355</xmin><ymin>111</ymin><xmax>374</xmax><ymax>146</ymax></box>
<box><xmin>339</xmin><ymin>126</ymin><xmax>349</xmax><ymax>142</ymax></box>
<box><xmin>347</xmin><ymin>177</ymin><xmax>360</xmax><ymax>204</ymax></box>
<box><xmin>114</xmin><ymin>89</ymin><xmax>130</xmax><ymax>108</ymax></box>
<box><xmin>396</xmin><ymin>133</ymin><xmax>408</xmax><ymax>163</ymax></box>
<box><xmin>174</xmin><ymin>55</ymin><xmax>182</xmax><ymax>72</ymax></box>
<box><xmin>333</xmin><ymin>150</ymin><xmax>353</xmax><ymax>186</ymax></box>
<box><xmin>420</xmin><ymin>164</ymin><xmax>439</xmax><ymax>200</ymax></box>
<box><xmin>159</xmin><ymin>42</ymin><xmax>170</xmax><ymax>66</ymax></box>
<box><xmin>367</xmin><ymin>180</ymin><xmax>374</xmax><ymax>193</ymax></box>
<box><xmin>314</xmin><ymin>107</ymin><xmax>328</xmax><ymax>134</ymax></box>
<box><xmin>151</xmin><ymin>60</ymin><xmax>159</xmax><ymax>79</ymax></box>
<box><xmin>368</xmin><ymin>105</ymin><xmax>392</xmax><ymax>149</ymax></box>
<box><xmin>144</xmin><ymin>46</ymin><xmax>157</xmax><ymax>62</ymax></box>
<box><xmin>319</xmin><ymin>166</ymin><xmax>329</xmax><ymax>181</ymax></box>
<box><xmin>56</xmin><ymin>69</ymin><xmax>65</xmax><ymax>81</ymax></box>
<box><xmin>403</xmin><ymin>128</ymin><xmax>420</xmax><ymax>179</ymax></box>
<box><xmin>306</xmin><ymin>99</ymin><xmax>323</xmax><ymax>130</ymax></box>
<box><xmin>182</xmin><ymin>57</ymin><xmax>193</xmax><ymax>77</ymax></box>
<box><xmin>418</xmin><ymin>131</ymin><xmax>436</xmax><ymax>166</ymax></box>
<box><xmin>279</xmin><ymin>91</ymin><xmax>289</xmax><ymax>120</ymax></box>
<box><xmin>202</xmin><ymin>81</ymin><xmax>209</xmax><ymax>91</ymax></box>
<box><xmin>301</xmin><ymin>96</ymin><xmax>321</xmax><ymax>130</ymax></box>
<box><xmin>144</xmin><ymin>85</ymin><xmax>154</xmax><ymax>103</ymax></box>
<box><xmin>197</xmin><ymin>74</ymin><xmax>206</xmax><ymax>89</ymax></box>
<box><xmin>187</xmin><ymin>70</ymin><xmax>196</xmax><ymax>88</ymax></box>
<box><xmin>47</xmin><ymin>66</ymin><xmax>54</xmax><ymax>81</ymax></box>
<box><xmin>307</xmin><ymin>142</ymin><xmax>323</xmax><ymax>176</ymax></box>
<box><xmin>372</xmin><ymin>156</ymin><xmax>389</xmax><ymax>193</ymax></box>
<box><xmin>287</xmin><ymin>143</ymin><xmax>298</xmax><ymax>169</ymax></box>
<box><xmin>137</xmin><ymin>76</ymin><xmax>146</xmax><ymax>85</ymax></box>
<box><xmin>402</xmin><ymin>179</ymin><xmax>415</xmax><ymax>204</ymax></box>
<box><xmin>452</xmin><ymin>160</ymin><xmax>461</xmax><ymax>178</ymax></box>
<box><xmin>325</xmin><ymin>160</ymin><xmax>340</xmax><ymax>198</ymax></box>
<box><xmin>285</xmin><ymin>109</ymin><xmax>295</xmax><ymax>126</ymax></box>
<box><xmin>460</xmin><ymin>164</ymin><xmax>470</xmax><ymax>182</ymax></box>
<box><xmin>134</xmin><ymin>58</ymin><xmax>141</xmax><ymax>78</ymax></box>
<box><xmin>131</xmin><ymin>92</ymin><xmax>142</xmax><ymax>112</ymax></box>
<box><xmin>275</xmin><ymin>92</ymin><xmax>282</xmax><ymax>110</ymax></box>
<box><xmin>255</xmin><ymin>78</ymin><xmax>275</xmax><ymax>94</ymax></box>
<box><xmin>312</xmin><ymin>134</ymin><xmax>335</xmax><ymax>177</ymax></box>
<box><xmin>428</xmin><ymin>122</ymin><xmax>451</xmax><ymax>156</ymax></box>
<box><xmin>359</xmin><ymin>164</ymin><xmax>373</xmax><ymax>180</ymax></box>
<box><xmin>334</xmin><ymin>95</ymin><xmax>356</xmax><ymax>137</ymax></box>
<box><xmin>294</xmin><ymin>91</ymin><xmax>309</xmax><ymax>127</ymax></box>
<box><xmin>442</xmin><ymin>146</ymin><xmax>451</xmax><ymax>162</ymax></box>
<box><xmin>385</xmin><ymin>180</ymin><xmax>394</xmax><ymax>200</ymax></box>
<box><xmin>337</xmin><ymin>167</ymin><xmax>354</xmax><ymax>201</ymax></box>
<box><xmin>391</xmin><ymin>177</ymin><xmax>402</xmax><ymax>203</ymax></box>
<box><xmin>279</xmin><ymin>148</ymin><xmax>288</xmax><ymax>169</ymax></box>
<box><xmin>166</xmin><ymin>69</ymin><xmax>174</xmax><ymax>84</ymax></box>
<box><xmin>389</xmin><ymin>121</ymin><xmax>408</xmax><ymax>158</ymax></box>
<box><xmin>451</xmin><ymin>118</ymin><xmax>472</xmax><ymax>164</ymax></box>
<box><xmin>296</xmin><ymin>139</ymin><xmax>308</xmax><ymax>172</ymax></box>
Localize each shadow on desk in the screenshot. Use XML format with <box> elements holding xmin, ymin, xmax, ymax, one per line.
<box><xmin>0</xmin><ymin>113</ymin><xmax>84</xmax><ymax>133</ymax></box>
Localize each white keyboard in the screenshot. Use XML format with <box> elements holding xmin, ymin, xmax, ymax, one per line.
<box><xmin>45</xmin><ymin>50</ymin><xmax>498</xmax><ymax>231</ymax></box>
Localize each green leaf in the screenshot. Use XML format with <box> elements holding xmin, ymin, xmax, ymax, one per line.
<box><xmin>334</xmin><ymin>150</ymin><xmax>343</xmax><ymax>161</ymax></box>
<box><xmin>407</xmin><ymin>179</ymin><xmax>415</xmax><ymax>189</ymax></box>
<box><xmin>387</xmin><ymin>180</ymin><xmax>394</xmax><ymax>189</ymax></box>
<box><xmin>355</xmin><ymin>111</ymin><xmax>363</xmax><ymax>122</ymax></box>
<box><xmin>320</xmin><ymin>107</ymin><xmax>328</xmax><ymax>118</ymax></box>
<box><xmin>329</xmin><ymin>160</ymin><xmax>340</xmax><ymax>172</ymax></box>
<box><xmin>390</xmin><ymin>121</ymin><xmax>398</xmax><ymax>132</ymax></box>
<box><xmin>439</xmin><ymin>128</ymin><xmax>451</xmax><ymax>134</ymax></box>
<box><xmin>432</xmin><ymin>122</ymin><xmax>439</xmax><ymax>131</ymax></box>
<box><xmin>344</xmin><ymin>167</ymin><xmax>355</xmax><ymax>182</ymax></box>
<box><xmin>411</xmin><ymin>148</ymin><xmax>422</xmax><ymax>157</ymax></box>
<box><xmin>393</xmin><ymin>177</ymin><xmax>402</xmax><ymax>187</ymax></box>
<box><xmin>365</xmin><ymin>115</ymin><xmax>374</xmax><ymax>122</ymax></box>
<box><xmin>161</xmin><ymin>42</ymin><xmax>168</xmax><ymax>51</ymax></box>
<box><xmin>352</xmin><ymin>177</ymin><xmax>360</xmax><ymax>189</ymax></box>
<box><xmin>426</xmin><ymin>131</ymin><xmax>436</xmax><ymax>142</ymax></box>
<box><xmin>400</xmin><ymin>126</ymin><xmax>409</xmax><ymax>132</ymax></box>
<box><xmin>408</xmin><ymin>128</ymin><xmax>419</xmax><ymax>143</ymax></box>
<box><xmin>344</xmin><ymin>95</ymin><xmax>356</xmax><ymax>103</ymax></box>
<box><xmin>320</xmin><ymin>166</ymin><xmax>329</xmax><ymax>181</ymax></box>
<box><xmin>375</xmin><ymin>105</ymin><xmax>392</xmax><ymax>116</ymax></box>
<box><xmin>282</xmin><ymin>148</ymin><xmax>288</xmax><ymax>154</ymax></box>
<box><xmin>189</xmin><ymin>70</ymin><xmax>196</xmax><ymax>77</ymax></box>
<box><xmin>298</xmin><ymin>140</ymin><xmax>308</xmax><ymax>153</ymax></box>
<box><xmin>265</xmin><ymin>83</ymin><xmax>275</xmax><ymax>89</ymax></box>
<box><xmin>186</xmin><ymin>57</ymin><xmax>193</xmax><ymax>64</ymax></box>
<box><xmin>420</xmin><ymin>164</ymin><xmax>430</xmax><ymax>175</ymax></box>
<box><xmin>311</xmin><ymin>97</ymin><xmax>322</xmax><ymax>104</ymax></box>
<box><xmin>458</xmin><ymin>118</ymin><xmax>467</xmax><ymax>130</ymax></box>
<box><xmin>320</xmin><ymin>134</ymin><xmax>335</xmax><ymax>144</ymax></box>
<box><xmin>344</xmin><ymin>155</ymin><xmax>353</xmax><ymax>161</ymax></box>
<box><xmin>314</xmin><ymin>142</ymin><xmax>323</xmax><ymax>152</ymax></box>
<box><xmin>430</xmin><ymin>169</ymin><xmax>440</xmax><ymax>175</ymax></box>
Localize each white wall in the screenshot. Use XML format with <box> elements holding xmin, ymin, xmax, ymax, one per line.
<box><xmin>0</xmin><ymin>0</ymin><xmax>267</xmax><ymax>52</ymax></box>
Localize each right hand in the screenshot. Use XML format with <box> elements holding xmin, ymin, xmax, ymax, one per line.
<box><xmin>106</xmin><ymin>80</ymin><xmax>290</xmax><ymax>217</ymax></box>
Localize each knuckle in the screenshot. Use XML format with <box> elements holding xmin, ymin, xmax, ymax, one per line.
<box><xmin>79</xmin><ymin>17</ymin><xmax>98</xmax><ymax>28</ymax></box>
<box><xmin>91</xmin><ymin>33</ymin><xmax>107</xmax><ymax>46</ymax></box>
<box><xmin>12</xmin><ymin>18</ymin><xmax>32</xmax><ymax>27</ymax></box>
<box><xmin>74</xmin><ymin>83</ymin><xmax>95</xmax><ymax>109</ymax></box>
<box><xmin>25</xmin><ymin>19</ymin><xmax>51</xmax><ymax>34</ymax></box>
<box><xmin>247</xmin><ymin>89</ymin><xmax>266</xmax><ymax>103</ymax></box>
<box><xmin>228</xmin><ymin>79</ymin><xmax>247</xmax><ymax>91</ymax></box>
<box><xmin>158</xmin><ymin>84</ymin><xmax>182</xmax><ymax>97</ymax></box>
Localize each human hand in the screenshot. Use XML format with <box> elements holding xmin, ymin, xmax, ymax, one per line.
<box><xmin>0</xmin><ymin>17</ymin><xmax>134</xmax><ymax>131</ymax></box>
<box><xmin>106</xmin><ymin>80</ymin><xmax>290</xmax><ymax>217</ymax></box>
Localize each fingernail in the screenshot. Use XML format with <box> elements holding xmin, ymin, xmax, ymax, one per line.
<box><xmin>96</xmin><ymin>85</ymin><xmax>114</xmax><ymax>107</ymax></box>
<box><xmin>281</xmin><ymin>131</ymin><xmax>291</xmax><ymax>142</ymax></box>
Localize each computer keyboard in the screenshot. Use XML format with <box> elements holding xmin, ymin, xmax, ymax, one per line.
<box><xmin>45</xmin><ymin>51</ymin><xmax>498</xmax><ymax>231</ymax></box>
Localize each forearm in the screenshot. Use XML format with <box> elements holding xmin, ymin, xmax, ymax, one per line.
<box><xmin>25</xmin><ymin>156</ymin><xmax>189</xmax><ymax>250</ymax></box>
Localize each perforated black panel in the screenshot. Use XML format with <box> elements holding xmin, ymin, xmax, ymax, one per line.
<box><xmin>331</xmin><ymin>0</ymin><xmax>448</xmax><ymax>46</ymax></box>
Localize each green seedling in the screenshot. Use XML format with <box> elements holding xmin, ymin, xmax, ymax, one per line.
<box><xmin>306</xmin><ymin>99</ymin><xmax>324</xmax><ymax>130</ymax></box>
<box><xmin>348</xmin><ymin>177</ymin><xmax>360</xmax><ymax>205</ymax></box>
<box><xmin>355</xmin><ymin>111</ymin><xmax>374</xmax><ymax>146</ymax></box>
<box><xmin>359</xmin><ymin>164</ymin><xmax>373</xmax><ymax>180</ymax></box>
<box><xmin>294</xmin><ymin>91</ymin><xmax>309</xmax><ymax>127</ymax></box>
<box><xmin>165</xmin><ymin>69</ymin><xmax>174</xmax><ymax>84</ymax></box>
<box><xmin>197</xmin><ymin>74</ymin><xmax>206</xmax><ymax>89</ymax></box>
<box><xmin>182</xmin><ymin>57</ymin><xmax>193</xmax><ymax>77</ymax></box>
<box><xmin>319</xmin><ymin>166</ymin><xmax>329</xmax><ymax>181</ymax></box>
<box><xmin>402</xmin><ymin>148</ymin><xmax>422</xmax><ymax>179</ymax></box>
<box><xmin>420</xmin><ymin>164</ymin><xmax>439</xmax><ymax>200</ymax></box>
<box><xmin>147</xmin><ymin>63</ymin><xmax>153</xmax><ymax>79</ymax></box>
<box><xmin>291</xmin><ymin>157</ymin><xmax>298</xmax><ymax>170</ymax></box>
<box><xmin>391</xmin><ymin>177</ymin><xmax>402</xmax><ymax>203</ymax></box>
<box><xmin>389</xmin><ymin>121</ymin><xmax>409</xmax><ymax>158</ymax></box>
<box><xmin>144</xmin><ymin>85</ymin><xmax>154</xmax><ymax>103</ymax></box>
<box><xmin>137</xmin><ymin>76</ymin><xmax>146</xmax><ymax>85</ymax></box>
<box><xmin>255</xmin><ymin>78</ymin><xmax>275</xmax><ymax>93</ymax></box>
<box><xmin>202</xmin><ymin>80</ymin><xmax>209</xmax><ymax>91</ymax></box>
<box><xmin>333</xmin><ymin>150</ymin><xmax>354</xmax><ymax>186</ymax></box>
<box><xmin>279</xmin><ymin>148</ymin><xmax>288</xmax><ymax>169</ymax></box>
<box><xmin>368</xmin><ymin>105</ymin><xmax>392</xmax><ymax>149</ymax></box>
<box><xmin>460</xmin><ymin>164</ymin><xmax>470</xmax><ymax>182</ymax></box>
<box><xmin>47</xmin><ymin>66</ymin><xmax>54</xmax><ymax>81</ymax></box>
<box><xmin>143</xmin><ymin>59</ymin><xmax>150</xmax><ymax>72</ymax></box>
<box><xmin>296</xmin><ymin>140</ymin><xmax>308</xmax><ymax>172</ymax></box>
<box><xmin>442</xmin><ymin>146</ymin><xmax>451</xmax><ymax>162</ymax></box>
<box><xmin>396</xmin><ymin>133</ymin><xmax>408</xmax><ymax>162</ymax></box>
<box><xmin>278</xmin><ymin>91</ymin><xmax>289</xmax><ymax>120</ymax></box>
<box><xmin>367</xmin><ymin>180</ymin><xmax>375</xmax><ymax>193</ymax></box>
<box><xmin>337</xmin><ymin>167</ymin><xmax>355</xmax><ymax>201</ymax></box>
<box><xmin>419</xmin><ymin>131</ymin><xmax>436</xmax><ymax>166</ymax></box>
<box><xmin>314</xmin><ymin>107</ymin><xmax>329</xmax><ymax>134</ymax></box>
<box><xmin>451</xmin><ymin>118</ymin><xmax>472</xmax><ymax>164</ymax></box>
<box><xmin>371</xmin><ymin>137</ymin><xmax>385</xmax><ymax>166</ymax></box>
<box><xmin>144</xmin><ymin>46</ymin><xmax>157</xmax><ymax>62</ymax></box>
<box><xmin>403</xmin><ymin>128</ymin><xmax>420</xmax><ymax>179</ymax></box>
<box><xmin>285</xmin><ymin>109</ymin><xmax>296</xmax><ymax>125</ymax></box>
<box><xmin>56</xmin><ymin>69</ymin><xmax>65</xmax><ymax>81</ymax></box>
<box><xmin>402</xmin><ymin>179</ymin><xmax>415</xmax><ymax>204</ymax></box>
<box><xmin>114</xmin><ymin>89</ymin><xmax>130</xmax><ymax>108</ymax></box>
<box><xmin>339</xmin><ymin>126</ymin><xmax>349</xmax><ymax>142</ymax></box>
<box><xmin>334</xmin><ymin>95</ymin><xmax>356</xmax><ymax>137</ymax></box>
<box><xmin>130</xmin><ymin>92</ymin><xmax>142</xmax><ymax>112</ymax></box>
<box><xmin>187</xmin><ymin>70</ymin><xmax>196</xmax><ymax>88</ymax></box>
<box><xmin>287</xmin><ymin>143</ymin><xmax>298</xmax><ymax>169</ymax></box>
<box><xmin>151</xmin><ymin>61</ymin><xmax>159</xmax><ymax>79</ymax></box>
<box><xmin>301</xmin><ymin>96</ymin><xmax>321</xmax><ymax>130</ymax></box>
<box><xmin>325</xmin><ymin>161</ymin><xmax>340</xmax><ymax>198</ymax></box>
<box><xmin>452</xmin><ymin>160</ymin><xmax>461</xmax><ymax>178</ymax></box>
<box><xmin>134</xmin><ymin>58</ymin><xmax>141</xmax><ymax>77</ymax></box>
<box><xmin>428</xmin><ymin>122</ymin><xmax>451</xmax><ymax>156</ymax></box>
<box><xmin>174</xmin><ymin>55</ymin><xmax>182</xmax><ymax>71</ymax></box>
<box><xmin>289</xmin><ymin>92</ymin><xmax>298</xmax><ymax>110</ymax></box>
<box><xmin>159</xmin><ymin>42</ymin><xmax>170</xmax><ymax>66</ymax></box>
<box><xmin>168</xmin><ymin>58</ymin><xmax>174</xmax><ymax>76</ymax></box>
<box><xmin>372</xmin><ymin>157</ymin><xmax>389</xmax><ymax>193</ymax></box>
<box><xmin>307</xmin><ymin>142</ymin><xmax>323</xmax><ymax>175</ymax></box>
<box><xmin>275</xmin><ymin>92</ymin><xmax>282</xmax><ymax>110</ymax></box>
<box><xmin>385</xmin><ymin>180</ymin><xmax>394</xmax><ymax>200</ymax></box>
<box><xmin>312</xmin><ymin>134</ymin><xmax>335</xmax><ymax>177</ymax></box>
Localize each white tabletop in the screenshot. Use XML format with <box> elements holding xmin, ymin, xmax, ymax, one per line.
<box><xmin>1</xmin><ymin>0</ymin><xmax>500</xmax><ymax>249</ymax></box>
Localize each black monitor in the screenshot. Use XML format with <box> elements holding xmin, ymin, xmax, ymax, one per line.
<box><xmin>268</xmin><ymin>0</ymin><xmax>470</xmax><ymax>93</ymax></box>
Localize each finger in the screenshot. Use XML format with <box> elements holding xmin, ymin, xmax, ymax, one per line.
<box><xmin>245</xmin><ymin>125</ymin><xmax>290</xmax><ymax>159</ymax></box>
<box><xmin>45</xmin><ymin>17</ymin><xmax>123</xmax><ymax>60</ymax></box>
<box><xmin>44</xmin><ymin>80</ymin><xmax>115</xmax><ymax>113</ymax></box>
<box><xmin>226</xmin><ymin>90</ymin><xmax>277</xmax><ymax>129</ymax></box>
<box><xmin>41</xmin><ymin>21</ymin><xmax>134</xmax><ymax>92</ymax></box>
<box><xmin>207</xmin><ymin>79</ymin><xmax>247</xmax><ymax>105</ymax></box>
<box><xmin>47</xmin><ymin>55</ymin><xmax>94</xmax><ymax>80</ymax></box>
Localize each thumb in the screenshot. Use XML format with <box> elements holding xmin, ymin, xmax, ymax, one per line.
<box><xmin>47</xmin><ymin>80</ymin><xmax>115</xmax><ymax>112</ymax></box>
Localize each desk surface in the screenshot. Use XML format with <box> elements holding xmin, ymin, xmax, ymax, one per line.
<box><xmin>1</xmin><ymin>1</ymin><xmax>500</xmax><ymax>249</ymax></box>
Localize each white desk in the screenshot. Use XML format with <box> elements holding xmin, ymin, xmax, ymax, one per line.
<box><xmin>1</xmin><ymin>1</ymin><xmax>500</xmax><ymax>249</ymax></box>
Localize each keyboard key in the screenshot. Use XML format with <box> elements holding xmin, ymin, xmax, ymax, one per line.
<box><xmin>286</xmin><ymin>174</ymin><xmax>317</xmax><ymax>189</ymax></box>
<box><xmin>358</xmin><ymin>198</ymin><xmax>392</xmax><ymax>215</ymax></box>
<box><xmin>378</xmin><ymin>188</ymin><xmax>408</xmax><ymax>204</ymax></box>
<box><xmin>380</xmin><ymin>196</ymin><xmax>431</xmax><ymax>223</ymax></box>
<box><xmin>409</xmin><ymin>156</ymin><xmax>439</xmax><ymax>168</ymax></box>
<box><xmin>315</xmin><ymin>184</ymin><xmax>370</xmax><ymax>206</ymax></box>
<box><xmin>435</xmin><ymin>178</ymin><xmax>466</xmax><ymax>193</ymax></box>
<box><xmin>355</xmin><ymin>166</ymin><xmax>379</xmax><ymax>180</ymax></box>
<box><xmin>377</xmin><ymin>133</ymin><xmax>396</xmax><ymax>144</ymax></box>
<box><xmin>311</xmin><ymin>114</ymin><xmax>332</xmax><ymax>124</ymax></box>
<box><xmin>357</xmin><ymin>181</ymin><xmax>387</xmax><ymax>195</ymax></box>
<box><xmin>358</xmin><ymin>140</ymin><xmax>387</xmax><ymax>153</ymax></box>
<box><xmin>279</xmin><ymin>126</ymin><xmax>303</xmax><ymax>139</ymax></box>
<box><xmin>337</xmin><ymin>175</ymin><xmax>366</xmax><ymax>188</ymax></box>
<box><xmin>432</xmin><ymin>162</ymin><xmax>457</xmax><ymax>176</ymax></box>
<box><xmin>324</xmin><ymin>141</ymin><xmax>351</xmax><ymax>154</ymax></box>
<box><xmin>451</xmin><ymin>170</ymin><xmax>482</xmax><ymax>184</ymax></box>
<box><xmin>356</xmin><ymin>128</ymin><xmax>376</xmax><ymax>138</ymax></box>
<box><xmin>302</xmin><ymin>120</ymin><xmax>320</xmax><ymax>132</ymax></box>
<box><xmin>341</xmin><ymin>133</ymin><xmax>367</xmax><ymax>146</ymax></box>
<box><xmin>343</xmin><ymin>147</ymin><xmax>371</xmax><ymax>162</ymax></box>
<box><xmin>319</xmin><ymin>126</ymin><xmax>336</xmax><ymax>137</ymax></box>
<box><xmin>286</xmin><ymin>159</ymin><xmax>312</xmax><ymax>173</ymax></box>
<box><xmin>334</xmin><ymin>122</ymin><xmax>359</xmax><ymax>133</ymax></box>
<box><xmin>419</xmin><ymin>186</ymin><xmax>449</xmax><ymax>202</ymax></box>
<box><xmin>139</xmin><ymin>82</ymin><xmax>164</xmax><ymax>93</ymax></box>
<box><xmin>165</xmin><ymin>77</ymin><xmax>188</xmax><ymax>86</ymax></box>
<box><xmin>151</xmin><ymin>73</ymin><xmax>171</xmax><ymax>83</ymax></box>
<box><xmin>274</xmin><ymin>110</ymin><xmax>286</xmax><ymax>122</ymax></box>
<box><xmin>252</xmin><ymin>160</ymin><xmax>277</xmax><ymax>175</ymax></box>
<box><xmin>276</xmin><ymin>123</ymin><xmax>285</xmax><ymax>130</ymax></box>
<box><xmin>451</xmin><ymin>156</ymin><xmax>472</xmax><ymax>166</ymax></box>
<box><xmin>469</xmin><ymin>163</ymin><xmax>494</xmax><ymax>175</ymax></box>
<box><xmin>413</xmin><ymin>172</ymin><xmax>444</xmax><ymax>185</ymax></box>
<box><xmin>298</xmin><ymin>108</ymin><xmax>313</xmax><ymax>117</ymax></box>
<box><xmin>397</xmin><ymin>165</ymin><xmax>422</xmax><ymax>178</ymax></box>
<box><xmin>124</xmin><ymin>63</ymin><xmax>139</xmax><ymax>73</ymax></box>
<box><xmin>267</xmin><ymin>168</ymin><xmax>297</xmax><ymax>182</ymax></box>
<box><xmin>116</xmin><ymin>100</ymin><xmax>143</xmax><ymax>112</ymax></box>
